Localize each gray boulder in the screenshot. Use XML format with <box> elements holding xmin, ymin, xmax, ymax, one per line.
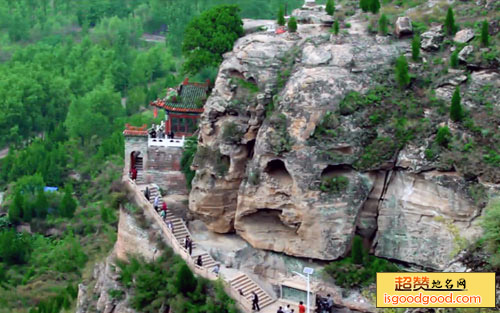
<box><xmin>458</xmin><ymin>45</ymin><xmax>474</xmax><ymax>63</ymax></box>
<box><xmin>453</xmin><ymin>29</ymin><xmax>475</xmax><ymax>43</ymax></box>
<box><xmin>421</xmin><ymin>26</ymin><xmax>444</xmax><ymax>51</ymax></box>
<box><xmin>395</xmin><ymin>17</ymin><xmax>413</xmax><ymax>37</ymax></box>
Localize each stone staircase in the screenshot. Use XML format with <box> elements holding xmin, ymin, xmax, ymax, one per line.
<box><xmin>135</xmin><ymin>157</ymin><xmax>145</xmax><ymax>184</ymax></box>
<box><xmin>230</xmin><ymin>273</ymin><xmax>276</xmax><ymax>309</ymax></box>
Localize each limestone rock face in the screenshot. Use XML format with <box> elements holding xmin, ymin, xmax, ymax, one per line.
<box><xmin>453</xmin><ymin>28</ymin><xmax>475</xmax><ymax>43</ymax></box>
<box><xmin>374</xmin><ymin>172</ymin><xmax>483</xmax><ymax>269</ymax></box>
<box><xmin>394</xmin><ymin>17</ymin><xmax>413</xmax><ymax>37</ymax></box>
<box><xmin>189</xmin><ymin>8</ymin><xmax>493</xmax><ymax>268</ymax></box>
<box><xmin>421</xmin><ymin>26</ymin><xmax>444</xmax><ymax>51</ymax></box>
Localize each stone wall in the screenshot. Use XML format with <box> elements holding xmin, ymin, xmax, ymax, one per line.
<box><xmin>124</xmin><ymin>136</ymin><xmax>148</xmax><ymax>173</ymax></box>
<box><xmin>124</xmin><ymin>137</ymin><xmax>187</xmax><ymax>195</ymax></box>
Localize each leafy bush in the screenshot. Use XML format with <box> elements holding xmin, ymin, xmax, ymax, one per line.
<box><xmin>221</xmin><ymin>122</ymin><xmax>244</xmax><ymax>144</ymax></box>
<box><xmin>395</xmin><ymin>55</ymin><xmax>410</xmax><ymax>88</ymax></box>
<box><xmin>324</xmin><ymin>235</ymin><xmax>399</xmax><ymax>288</ymax></box>
<box><xmin>320</xmin><ymin>176</ymin><xmax>349</xmax><ymax>195</ymax></box>
<box><xmin>0</xmin><ymin>229</ymin><xmax>32</xmax><ymax>265</ymax></box>
<box><xmin>326</xmin><ymin>0</ymin><xmax>335</xmax><ymax>16</ymax></box>
<box><xmin>450</xmin><ymin>49</ymin><xmax>459</xmax><ymax>68</ymax></box>
<box><xmin>482</xmin><ymin>199</ymin><xmax>500</xmax><ymax>268</ymax></box>
<box><xmin>411</xmin><ymin>34</ymin><xmax>421</xmax><ymax>61</ymax></box>
<box><xmin>480</xmin><ymin>20</ymin><xmax>489</xmax><ymax>47</ymax></box>
<box><xmin>355</xmin><ymin>137</ymin><xmax>397</xmax><ymax>170</ymax></box>
<box><xmin>444</xmin><ymin>7</ymin><xmax>457</xmax><ymax>35</ymax></box>
<box><xmin>277</xmin><ymin>6</ymin><xmax>286</xmax><ymax>26</ymax></box>
<box><xmin>436</xmin><ymin>126</ymin><xmax>452</xmax><ymax>147</ymax></box>
<box><xmin>450</xmin><ymin>86</ymin><xmax>463</xmax><ymax>122</ymax></box>
<box><xmin>269</xmin><ymin>114</ymin><xmax>294</xmax><ymax>154</ymax></box>
<box><xmin>378</xmin><ymin>14</ymin><xmax>388</xmax><ymax>35</ymax></box>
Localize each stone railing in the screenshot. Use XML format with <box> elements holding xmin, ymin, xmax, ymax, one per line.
<box><xmin>148</xmin><ymin>136</ymin><xmax>185</xmax><ymax>148</ymax></box>
<box><xmin>123</xmin><ymin>176</ymin><xmax>253</xmax><ymax>312</ymax></box>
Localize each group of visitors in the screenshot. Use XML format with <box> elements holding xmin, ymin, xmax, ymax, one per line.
<box><xmin>149</xmin><ymin>121</ymin><xmax>175</xmax><ymax>139</ymax></box>
<box><xmin>276</xmin><ymin>302</ymin><xmax>304</xmax><ymax>313</ymax></box>
<box><xmin>275</xmin><ymin>294</ymin><xmax>334</xmax><ymax>313</ymax></box>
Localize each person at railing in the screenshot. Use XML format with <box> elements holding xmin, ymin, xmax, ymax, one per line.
<box><xmin>167</xmin><ymin>220</ymin><xmax>174</xmax><ymax>232</ymax></box>
<box><xmin>196</xmin><ymin>255</ymin><xmax>203</xmax><ymax>267</ymax></box>
<box><xmin>212</xmin><ymin>264</ymin><xmax>220</xmax><ymax>277</ymax></box>
<box><xmin>149</xmin><ymin>126</ymin><xmax>157</xmax><ymax>138</ymax></box>
<box><xmin>130</xmin><ymin>167</ymin><xmax>137</xmax><ymax>181</ymax></box>
<box><xmin>252</xmin><ymin>291</ymin><xmax>260</xmax><ymax>312</ymax></box>
<box><xmin>154</xmin><ymin>195</ymin><xmax>160</xmax><ymax>211</ymax></box>
<box><xmin>277</xmin><ymin>306</ymin><xmax>284</xmax><ymax>313</ymax></box>
<box><xmin>144</xmin><ymin>187</ymin><xmax>150</xmax><ymax>201</ymax></box>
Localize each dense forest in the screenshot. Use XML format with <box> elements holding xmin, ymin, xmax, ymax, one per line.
<box><xmin>0</xmin><ymin>1</ymin><xmax>308</xmax><ymax>312</ymax></box>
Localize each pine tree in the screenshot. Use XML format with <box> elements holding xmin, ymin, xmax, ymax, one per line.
<box><xmin>395</xmin><ymin>55</ymin><xmax>410</xmax><ymax>88</ymax></box>
<box><xmin>34</xmin><ymin>190</ymin><xmax>49</xmax><ymax>219</ymax></box>
<box><xmin>450</xmin><ymin>86</ymin><xmax>463</xmax><ymax>122</ymax></box>
<box><xmin>450</xmin><ymin>49</ymin><xmax>459</xmax><ymax>68</ymax></box>
<box><xmin>411</xmin><ymin>34</ymin><xmax>421</xmax><ymax>61</ymax></box>
<box><xmin>444</xmin><ymin>7</ymin><xmax>457</xmax><ymax>35</ymax></box>
<box><xmin>351</xmin><ymin>236</ymin><xmax>364</xmax><ymax>265</ymax></box>
<box><xmin>277</xmin><ymin>7</ymin><xmax>285</xmax><ymax>26</ymax></box>
<box><xmin>360</xmin><ymin>0</ymin><xmax>369</xmax><ymax>12</ymax></box>
<box><xmin>333</xmin><ymin>20</ymin><xmax>340</xmax><ymax>35</ymax></box>
<box><xmin>370</xmin><ymin>0</ymin><xmax>381</xmax><ymax>14</ymax></box>
<box><xmin>378</xmin><ymin>14</ymin><xmax>388</xmax><ymax>35</ymax></box>
<box><xmin>174</xmin><ymin>264</ymin><xmax>197</xmax><ymax>295</ymax></box>
<box><xmin>8</xmin><ymin>190</ymin><xmax>24</xmax><ymax>224</ymax></box>
<box><xmin>480</xmin><ymin>20</ymin><xmax>489</xmax><ymax>47</ymax></box>
<box><xmin>326</xmin><ymin>0</ymin><xmax>335</xmax><ymax>16</ymax></box>
<box><xmin>288</xmin><ymin>17</ymin><xmax>297</xmax><ymax>33</ymax></box>
<box><xmin>60</xmin><ymin>185</ymin><xmax>77</xmax><ymax>218</ymax></box>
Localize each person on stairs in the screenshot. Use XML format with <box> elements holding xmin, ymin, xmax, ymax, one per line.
<box><xmin>154</xmin><ymin>195</ymin><xmax>160</xmax><ymax>211</ymax></box>
<box><xmin>184</xmin><ymin>235</ymin><xmax>190</xmax><ymax>250</ymax></box>
<box><xmin>144</xmin><ymin>187</ymin><xmax>150</xmax><ymax>201</ymax></box>
<box><xmin>161</xmin><ymin>201</ymin><xmax>168</xmax><ymax>221</ymax></box>
<box><xmin>326</xmin><ymin>294</ymin><xmax>334</xmax><ymax>313</ymax></box>
<box><xmin>197</xmin><ymin>255</ymin><xmax>203</xmax><ymax>266</ymax></box>
<box><xmin>188</xmin><ymin>238</ymin><xmax>193</xmax><ymax>256</ymax></box>
<box><xmin>252</xmin><ymin>291</ymin><xmax>260</xmax><ymax>312</ymax></box>
<box><xmin>212</xmin><ymin>264</ymin><xmax>220</xmax><ymax>277</ymax></box>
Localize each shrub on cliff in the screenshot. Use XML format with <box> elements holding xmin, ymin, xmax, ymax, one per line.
<box><xmin>444</xmin><ymin>7</ymin><xmax>457</xmax><ymax>35</ymax></box>
<box><xmin>450</xmin><ymin>86</ymin><xmax>463</xmax><ymax>122</ymax></box>
<box><xmin>482</xmin><ymin>199</ymin><xmax>500</xmax><ymax>268</ymax></box>
<box><xmin>411</xmin><ymin>34</ymin><xmax>420</xmax><ymax>61</ymax></box>
<box><xmin>326</xmin><ymin>0</ymin><xmax>335</xmax><ymax>16</ymax></box>
<box><xmin>395</xmin><ymin>55</ymin><xmax>410</xmax><ymax>88</ymax></box>
<box><xmin>182</xmin><ymin>5</ymin><xmax>243</xmax><ymax>74</ymax></box>
<box><xmin>436</xmin><ymin>126</ymin><xmax>452</xmax><ymax>147</ymax></box>
<box><xmin>277</xmin><ymin>6</ymin><xmax>285</xmax><ymax>26</ymax></box>
<box><xmin>288</xmin><ymin>17</ymin><xmax>297</xmax><ymax>33</ymax></box>
<box><xmin>480</xmin><ymin>20</ymin><xmax>489</xmax><ymax>47</ymax></box>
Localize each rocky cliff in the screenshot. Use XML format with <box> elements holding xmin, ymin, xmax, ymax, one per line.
<box><xmin>189</xmin><ymin>4</ymin><xmax>499</xmax><ymax>270</ymax></box>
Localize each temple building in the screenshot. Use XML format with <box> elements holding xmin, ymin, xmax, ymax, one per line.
<box><xmin>150</xmin><ymin>78</ymin><xmax>209</xmax><ymax>138</ymax></box>
<box><xmin>122</xmin><ymin>78</ymin><xmax>210</xmax><ymax>195</ymax></box>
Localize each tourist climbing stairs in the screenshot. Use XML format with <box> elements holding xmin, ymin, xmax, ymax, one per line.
<box><xmin>230</xmin><ymin>273</ymin><xmax>276</xmax><ymax>309</ymax></box>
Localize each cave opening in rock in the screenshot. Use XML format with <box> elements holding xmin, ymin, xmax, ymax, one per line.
<box><xmin>247</xmin><ymin>139</ymin><xmax>256</xmax><ymax>159</ymax></box>
<box><xmin>247</xmin><ymin>77</ymin><xmax>257</xmax><ymax>85</ymax></box>
<box><xmin>239</xmin><ymin>209</ymin><xmax>297</xmax><ymax>235</ymax></box>
<box><xmin>228</xmin><ymin>70</ymin><xmax>245</xmax><ymax>80</ymax></box>
<box><xmin>320</xmin><ymin>164</ymin><xmax>352</xmax><ymax>179</ymax></box>
<box><xmin>265</xmin><ymin>159</ymin><xmax>293</xmax><ymax>186</ymax></box>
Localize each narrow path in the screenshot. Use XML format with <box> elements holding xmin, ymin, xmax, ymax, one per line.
<box><xmin>127</xmin><ymin>179</ymin><xmax>277</xmax><ymax>312</ymax></box>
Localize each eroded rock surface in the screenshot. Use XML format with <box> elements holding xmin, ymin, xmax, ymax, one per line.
<box><xmin>189</xmin><ymin>6</ymin><xmax>495</xmax><ymax>268</ymax></box>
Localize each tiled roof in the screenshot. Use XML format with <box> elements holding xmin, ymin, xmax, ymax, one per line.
<box><xmin>123</xmin><ymin>124</ymin><xmax>148</xmax><ymax>137</ymax></box>
<box><xmin>151</xmin><ymin>82</ymin><xmax>208</xmax><ymax>113</ymax></box>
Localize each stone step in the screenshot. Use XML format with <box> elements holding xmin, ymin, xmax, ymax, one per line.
<box><xmin>230</xmin><ymin>274</ymin><xmax>275</xmax><ymax>309</ymax></box>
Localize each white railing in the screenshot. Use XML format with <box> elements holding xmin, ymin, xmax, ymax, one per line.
<box><xmin>148</xmin><ymin>136</ymin><xmax>185</xmax><ymax>148</ymax></box>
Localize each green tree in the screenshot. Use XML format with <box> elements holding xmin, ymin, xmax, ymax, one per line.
<box><xmin>0</xmin><ymin>229</ymin><xmax>31</xmax><ymax>265</ymax></box>
<box><xmin>351</xmin><ymin>236</ymin><xmax>364</xmax><ymax>265</ymax></box>
<box><xmin>333</xmin><ymin>20</ymin><xmax>340</xmax><ymax>35</ymax></box>
<box><xmin>395</xmin><ymin>55</ymin><xmax>410</xmax><ymax>88</ymax></box>
<box><xmin>34</xmin><ymin>190</ymin><xmax>49</xmax><ymax>219</ymax></box>
<box><xmin>436</xmin><ymin>126</ymin><xmax>451</xmax><ymax>147</ymax></box>
<box><xmin>411</xmin><ymin>34</ymin><xmax>421</xmax><ymax>61</ymax></box>
<box><xmin>326</xmin><ymin>0</ymin><xmax>335</xmax><ymax>16</ymax></box>
<box><xmin>360</xmin><ymin>0</ymin><xmax>369</xmax><ymax>12</ymax></box>
<box><xmin>174</xmin><ymin>264</ymin><xmax>197</xmax><ymax>295</ymax></box>
<box><xmin>480</xmin><ymin>20</ymin><xmax>489</xmax><ymax>47</ymax></box>
<box><xmin>378</xmin><ymin>14</ymin><xmax>388</xmax><ymax>35</ymax></box>
<box><xmin>60</xmin><ymin>185</ymin><xmax>77</xmax><ymax>218</ymax></box>
<box><xmin>444</xmin><ymin>7</ymin><xmax>457</xmax><ymax>35</ymax></box>
<box><xmin>288</xmin><ymin>17</ymin><xmax>298</xmax><ymax>33</ymax></box>
<box><xmin>450</xmin><ymin>49</ymin><xmax>459</xmax><ymax>68</ymax></box>
<box><xmin>450</xmin><ymin>86</ymin><xmax>463</xmax><ymax>122</ymax></box>
<box><xmin>8</xmin><ymin>190</ymin><xmax>24</xmax><ymax>224</ymax></box>
<box><xmin>182</xmin><ymin>5</ymin><xmax>243</xmax><ymax>74</ymax></box>
<box><xmin>369</xmin><ymin>0</ymin><xmax>381</xmax><ymax>14</ymax></box>
<box><xmin>277</xmin><ymin>6</ymin><xmax>285</xmax><ymax>26</ymax></box>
